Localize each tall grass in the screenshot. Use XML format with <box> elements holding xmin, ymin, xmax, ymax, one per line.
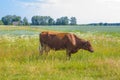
<box><xmin>0</xmin><ymin>25</ymin><xmax>120</xmax><ymax>80</ymax></box>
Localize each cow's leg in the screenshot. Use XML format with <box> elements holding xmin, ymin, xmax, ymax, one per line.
<box><xmin>39</xmin><ymin>44</ymin><xmax>41</xmax><ymax>54</ymax></box>
<box><xmin>44</xmin><ymin>46</ymin><xmax>50</xmax><ymax>55</ymax></box>
<box><xmin>40</xmin><ymin>46</ymin><xmax>44</xmax><ymax>55</ymax></box>
<box><xmin>39</xmin><ymin>43</ymin><xmax>45</xmax><ymax>55</ymax></box>
<box><xmin>66</xmin><ymin>49</ymin><xmax>71</xmax><ymax>60</ymax></box>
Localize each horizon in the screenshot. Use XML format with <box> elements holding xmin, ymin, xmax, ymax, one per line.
<box><xmin>1</xmin><ymin>0</ymin><xmax>120</xmax><ymax>24</ymax></box>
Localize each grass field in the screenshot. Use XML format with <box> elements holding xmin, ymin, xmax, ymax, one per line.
<box><xmin>0</xmin><ymin>25</ymin><xmax>120</xmax><ymax>80</ymax></box>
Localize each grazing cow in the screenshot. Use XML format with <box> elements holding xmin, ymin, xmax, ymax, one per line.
<box><xmin>39</xmin><ymin>31</ymin><xmax>94</xmax><ymax>59</ymax></box>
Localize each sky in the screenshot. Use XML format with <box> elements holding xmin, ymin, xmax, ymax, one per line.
<box><xmin>0</xmin><ymin>0</ymin><xmax>120</xmax><ymax>24</ymax></box>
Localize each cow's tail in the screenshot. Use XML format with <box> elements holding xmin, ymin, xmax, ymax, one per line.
<box><xmin>39</xmin><ymin>33</ymin><xmax>43</xmax><ymax>55</ymax></box>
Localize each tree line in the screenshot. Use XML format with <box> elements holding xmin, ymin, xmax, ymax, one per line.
<box><xmin>88</xmin><ymin>22</ymin><xmax>120</xmax><ymax>26</ymax></box>
<box><xmin>0</xmin><ymin>15</ymin><xmax>29</xmax><ymax>25</ymax></box>
<box><xmin>0</xmin><ymin>15</ymin><xmax>77</xmax><ymax>25</ymax></box>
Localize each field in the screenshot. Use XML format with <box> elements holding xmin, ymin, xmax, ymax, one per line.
<box><xmin>0</xmin><ymin>25</ymin><xmax>120</xmax><ymax>80</ymax></box>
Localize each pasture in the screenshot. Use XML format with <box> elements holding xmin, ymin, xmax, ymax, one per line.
<box><xmin>0</xmin><ymin>25</ymin><xmax>120</xmax><ymax>80</ymax></box>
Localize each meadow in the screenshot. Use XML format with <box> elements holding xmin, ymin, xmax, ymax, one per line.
<box><xmin>0</xmin><ymin>25</ymin><xmax>120</xmax><ymax>80</ymax></box>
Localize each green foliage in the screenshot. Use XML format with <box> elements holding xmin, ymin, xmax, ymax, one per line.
<box><xmin>70</xmin><ymin>17</ymin><xmax>77</xmax><ymax>25</ymax></box>
<box><xmin>31</xmin><ymin>16</ymin><xmax>54</xmax><ymax>25</ymax></box>
<box><xmin>23</xmin><ymin>17</ymin><xmax>29</xmax><ymax>25</ymax></box>
<box><xmin>31</xmin><ymin>16</ymin><xmax>76</xmax><ymax>25</ymax></box>
<box><xmin>2</xmin><ymin>15</ymin><xmax>21</xmax><ymax>25</ymax></box>
<box><xmin>48</xmin><ymin>18</ymin><xmax>55</xmax><ymax>25</ymax></box>
<box><xmin>56</xmin><ymin>16</ymin><xmax>69</xmax><ymax>25</ymax></box>
<box><xmin>1</xmin><ymin>15</ymin><xmax>77</xmax><ymax>26</ymax></box>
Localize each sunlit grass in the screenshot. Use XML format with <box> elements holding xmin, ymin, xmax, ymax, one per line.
<box><xmin>0</xmin><ymin>25</ymin><xmax>120</xmax><ymax>80</ymax></box>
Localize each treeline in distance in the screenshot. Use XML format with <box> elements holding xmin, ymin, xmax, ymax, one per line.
<box><xmin>0</xmin><ymin>15</ymin><xmax>77</xmax><ymax>25</ymax></box>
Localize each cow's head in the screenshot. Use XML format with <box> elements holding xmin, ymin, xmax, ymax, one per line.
<box><xmin>83</xmin><ymin>41</ymin><xmax>94</xmax><ymax>53</ymax></box>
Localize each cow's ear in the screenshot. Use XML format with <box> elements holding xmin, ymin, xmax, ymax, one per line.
<box><xmin>84</xmin><ymin>41</ymin><xmax>89</xmax><ymax>46</ymax></box>
<box><xmin>85</xmin><ymin>41</ymin><xmax>88</xmax><ymax>43</ymax></box>
<box><xmin>87</xmin><ymin>40</ymin><xmax>90</xmax><ymax>42</ymax></box>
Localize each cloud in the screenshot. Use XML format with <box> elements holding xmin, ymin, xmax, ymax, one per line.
<box><xmin>19</xmin><ymin>0</ymin><xmax>85</xmax><ymax>16</ymax></box>
<box><xmin>97</xmin><ymin>0</ymin><xmax>120</xmax><ymax>2</ymax></box>
<box><xmin>96</xmin><ymin>0</ymin><xmax>120</xmax><ymax>10</ymax></box>
<box><xmin>13</xmin><ymin>0</ymin><xmax>101</xmax><ymax>23</ymax></box>
<box><xmin>8</xmin><ymin>0</ymin><xmax>120</xmax><ymax>24</ymax></box>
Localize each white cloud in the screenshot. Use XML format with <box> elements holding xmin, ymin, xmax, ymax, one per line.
<box><xmin>96</xmin><ymin>0</ymin><xmax>120</xmax><ymax>2</ymax></box>
<box><xmin>15</xmin><ymin>0</ymin><xmax>120</xmax><ymax>24</ymax></box>
<box><xmin>96</xmin><ymin>0</ymin><xmax>120</xmax><ymax>10</ymax></box>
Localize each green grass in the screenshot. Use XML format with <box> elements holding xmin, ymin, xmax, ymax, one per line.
<box><xmin>0</xmin><ymin>25</ymin><xmax>120</xmax><ymax>80</ymax></box>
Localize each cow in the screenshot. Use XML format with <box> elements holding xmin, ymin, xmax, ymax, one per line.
<box><xmin>39</xmin><ymin>31</ymin><xmax>94</xmax><ymax>59</ymax></box>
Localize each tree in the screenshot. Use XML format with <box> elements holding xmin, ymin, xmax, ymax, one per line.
<box><xmin>12</xmin><ymin>15</ymin><xmax>21</xmax><ymax>22</ymax></box>
<box><xmin>48</xmin><ymin>18</ymin><xmax>55</xmax><ymax>25</ymax></box>
<box><xmin>61</xmin><ymin>16</ymin><xmax>69</xmax><ymax>25</ymax></box>
<box><xmin>40</xmin><ymin>16</ymin><xmax>51</xmax><ymax>25</ymax></box>
<box><xmin>56</xmin><ymin>16</ymin><xmax>69</xmax><ymax>25</ymax></box>
<box><xmin>23</xmin><ymin>17</ymin><xmax>29</xmax><ymax>25</ymax></box>
<box><xmin>0</xmin><ymin>20</ymin><xmax>3</xmax><ymax>25</ymax></box>
<box><xmin>2</xmin><ymin>15</ymin><xmax>13</xmax><ymax>25</ymax></box>
<box><xmin>31</xmin><ymin>16</ymin><xmax>54</xmax><ymax>25</ymax></box>
<box><xmin>56</xmin><ymin>18</ymin><xmax>62</xmax><ymax>25</ymax></box>
<box><xmin>31</xmin><ymin>16</ymin><xmax>37</xmax><ymax>25</ymax></box>
<box><xmin>70</xmin><ymin>17</ymin><xmax>77</xmax><ymax>25</ymax></box>
<box><xmin>2</xmin><ymin>15</ymin><xmax>21</xmax><ymax>25</ymax></box>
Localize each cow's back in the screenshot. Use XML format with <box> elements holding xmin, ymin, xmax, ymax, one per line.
<box><xmin>40</xmin><ymin>31</ymin><xmax>68</xmax><ymax>50</ymax></box>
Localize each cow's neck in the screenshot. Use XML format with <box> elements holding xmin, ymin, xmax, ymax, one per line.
<box><xmin>77</xmin><ymin>38</ymin><xmax>86</xmax><ymax>49</ymax></box>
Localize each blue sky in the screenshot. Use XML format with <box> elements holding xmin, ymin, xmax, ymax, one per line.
<box><xmin>0</xmin><ymin>0</ymin><xmax>35</xmax><ymax>21</ymax></box>
<box><xmin>1</xmin><ymin>0</ymin><xmax>120</xmax><ymax>24</ymax></box>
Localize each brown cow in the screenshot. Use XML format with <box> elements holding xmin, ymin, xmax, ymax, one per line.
<box><xmin>39</xmin><ymin>31</ymin><xmax>94</xmax><ymax>59</ymax></box>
